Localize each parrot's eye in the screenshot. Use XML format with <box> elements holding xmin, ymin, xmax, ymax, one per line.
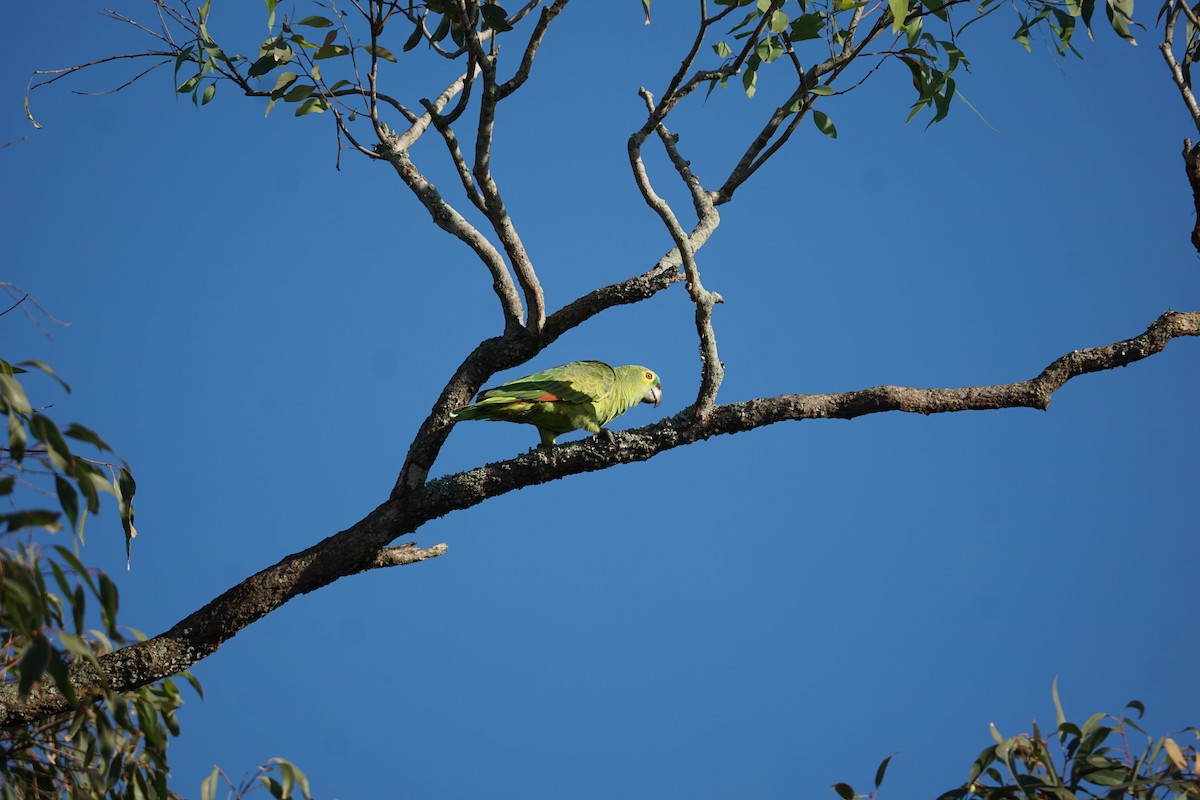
<box><xmin>644</xmin><ymin>371</ymin><xmax>653</xmax><ymax>382</ymax></box>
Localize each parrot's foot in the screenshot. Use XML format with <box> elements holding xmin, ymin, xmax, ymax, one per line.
<box><xmin>594</xmin><ymin>428</ymin><xmax>617</xmax><ymax>446</ymax></box>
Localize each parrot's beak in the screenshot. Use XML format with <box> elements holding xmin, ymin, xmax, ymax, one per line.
<box><xmin>643</xmin><ymin>385</ymin><xmax>662</xmax><ymax>408</ymax></box>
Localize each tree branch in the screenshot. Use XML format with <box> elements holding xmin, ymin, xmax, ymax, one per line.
<box><xmin>1160</xmin><ymin>1</ymin><xmax>1200</xmax><ymax>131</ymax></box>
<box><xmin>630</xmin><ymin>89</ymin><xmax>724</xmax><ymax>422</ymax></box>
<box><xmin>496</xmin><ymin>0</ymin><xmax>571</xmax><ymax>100</ymax></box>
<box><xmin>5</xmin><ymin>310</ymin><xmax>1194</xmax><ymax>729</ymax></box>
<box><xmin>456</xmin><ymin>0</ymin><xmax>547</xmax><ymax>336</ymax></box>
<box><xmin>376</xmin><ymin>137</ymin><xmax>526</xmax><ymax>334</ymax></box>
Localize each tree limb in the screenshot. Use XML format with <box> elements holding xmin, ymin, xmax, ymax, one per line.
<box><xmin>4</xmin><ymin>310</ymin><xmax>1194</xmax><ymax>729</ymax></box>
<box><xmin>629</xmin><ymin>89</ymin><xmax>724</xmax><ymax>422</ymax></box>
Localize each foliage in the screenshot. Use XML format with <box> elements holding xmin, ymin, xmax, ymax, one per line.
<box><xmin>0</xmin><ymin>299</ymin><xmax>316</xmax><ymax>799</ymax></box>
<box><xmin>833</xmin><ymin>685</ymin><xmax>1200</xmax><ymax>800</ymax></box>
<box><xmin>0</xmin><ymin>325</ymin><xmax>190</xmax><ymax>798</ymax></box>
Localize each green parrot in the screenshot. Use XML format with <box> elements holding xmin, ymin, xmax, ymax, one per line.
<box><xmin>451</xmin><ymin>360</ymin><xmax>663</xmax><ymax>446</ymax></box>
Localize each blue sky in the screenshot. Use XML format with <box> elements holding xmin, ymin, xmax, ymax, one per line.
<box><xmin>3</xmin><ymin>2</ymin><xmax>1198</xmax><ymax>798</ymax></box>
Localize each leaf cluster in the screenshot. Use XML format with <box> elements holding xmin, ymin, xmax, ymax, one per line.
<box><xmin>1</xmin><ymin>356</ymin><xmax>196</xmax><ymax>799</ymax></box>
<box><xmin>695</xmin><ymin>0</ymin><xmax>1138</xmax><ymax>136</ymax></box>
<box><xmin>832</xmin><ymin>685</ymin><xmax>1200</xmax><ymax>800</ymax></box>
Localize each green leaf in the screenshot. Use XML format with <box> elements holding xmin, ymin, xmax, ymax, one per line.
<box><xmin>642</xmin><ymin>0</ymin><xmax>652</xmax><ymax>24</ymax></box>
<box><xmin>247</xmin><ymin>54</ymin><xmax>278</xmax><ymax>77</ymax></box>
<box><xmin>30</xmin><ymin>412</ymin><xmax>73</xmax><ymax>473</ymax></box>
<box><xmin>117</xmin><ymin>466</ymin><xmax>137</xmax><ymax>566</ymax></box>
<box><xmin>0</xmin><ymin>475</ymin><xmax>13</xmax><ymax>496</ymax></box>
<box><xmin>742</xmin><ymin>67</ymin><xmax>757</xmax><ymax>98</ymax></box>
<box><xmin>173</xmin><ymin>44</ymin><xmax>195</xmax><ymax>86</ymax></box>
<box><xmin>889</xmin><ymin>0</ymin><xmax>908</xmax><ymax>31</ymax></box>
<box><xmin>769</xmin><ymin>9</ymin><xmax>790</xmax><ymax>31</ymax></box>
<box><xmin>98</xmin><ymin>573</ymin><xmax>120</xmax><ymax>635</ymax></box>
<box><xmin>202</xmin><ymin>767</ymin><xmax>221</xmax><ymax>800</ymax></box>
<box><xmin>17</xmin><ymin>635</ymin><xmax>52</xmax><ymax>700</ymax></box>
<box><xmin>1105</xmin><ymin>0</ymin><xmax>1137</xmax><ymax>43</ymax></box>
<box><xmin>921</xmin><ymin>0</ymin><xmax>949</xmax><ymax>21</ymax></box>
<box><xmin>55</xmin><ymin>474</ymin><xmax>80</xmax><ymax>534</ymax></box>
<box><xmin>790</xmin><ymin>12</ymin><xmax>825</xmax><ymax>40</ymax></box>
<box><xmin>812</xmin><ymin>109</ymin><xmax>837</xmax><ymax>137</ymax></box>
<box><xmin>182</xmin><ymin>669</ymin><xmax>205</xmax><ymax>700</ymax></box>
<box><xmin>294</xmin><ymin>96</ymin><xmax>329</xmax><ymax>115</ymax></box>
<box><xmin>874</xmin><ymin>754</ymin><xmax>894</xmax><ymax>789</ymax></box>
<box><xmin>270</xmin><ymin>70</ymin><xmax>298</xmax><ymax>98</ymax></box>
<box><xmin>363</xmin><ymin>43</ymin><xmax>398</xmax><ymax>62</ymax></box>
<box><xmin>1052</xmin><ymin>677</ymin><xmax>1067</xmax><ymax>735</ymax></box>
<box><xmin>809</xmin><ymin>84</ymin><xmax>835</xmax><ymax>95</ymax></box>
<box><xmin>44</xmin><ymin>651</ymin><xmax>79</xmax><ymax>705</ymax></box>
<box><xmin>430</xmin><ymin>12</ymin><xmax>452</xmax><ymax>43</ymax></box>
<box><xmin>283</xmin><ymin>84</ymin><xmax>316</xmax><ymax>102</ymax></box>
<box><xmin>403</xmin><ymin>21</ymin><xmax>425</xmax><ymax>51</ymax></box>
<box><xmin>0</xmin><ymin>373</ymin><xmax>32</xmax><ymax>414</ymax></box>
<box><xmin>8</xmin><ymin>411</ymin><xmax>27</xmax><ymax>462</ymax></box>
<box><xmin>314</xmin><ymin>43</ymin><xmax>350</xmax><ymax>59</ymax></box>
<box><xmin>481</xmin><ymin>4</ymin><xmax>514</xmax><ymax>31</ymax></box>
<box><xmin>15</xmin><ymin>359</ymin><xmax>70</xmax><ymax>393</ymax></box>
<box><xmin>713</xmin><ymin>40</ymin><xmax>733</xmax><ymax>57</ymax></box>
<box><xmin>3</xmin><ymin>509</ymin><xmax>61</xmax><ymax>533</ymax></box>
<box><xmin>266</xmin><ymin>0</ymin><xmax>279</xmax><ymax>31</ymax></box>
<box><xmin>201</xmin><ymin>82</ymin><xmax>217</xmax><ymax>105</ymax></box>
<box><xmin>296</xmin><ymin>15</ymin><xmax>334</xmax><ymax>27</ymax></box>
<box><xmin>832</xmin><ymin>782</ymin><xmax>856</xmax><ymax>800</ymax></box>
<box><xmin>63</xmin><ymin>422</ymin><xmax>113</xmax><ymax>452</ymax></box>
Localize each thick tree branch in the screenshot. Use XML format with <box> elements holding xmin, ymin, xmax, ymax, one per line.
<box><xmin>5</xmin><ymin>311</ymin><xmax>1194</xmax><ymax>729</ymax></box>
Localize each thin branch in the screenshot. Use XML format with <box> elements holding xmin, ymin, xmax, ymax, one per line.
<box><xmin>1160</xmin><ymin>2</ymin><xmax>1200</xmax><ymax>131</ymax></box>
<box><xmin>394</xmin><ymin>67</ymin><xmax>479</xmax><ymax>150</ymax></box>
<box><xmin>455</xmin><ymin>0</ymin><xmax>547</xmax><ymax>336</ymax></box>
<box><xmin>0</xmin><ymin>294</ymin><xmax>30</xmax><ymax>318</ymax></box>
<box><xmin>3</xmin><ymin>311</ymin><xmax>1196</xmax><ymax>729</ymax></box>
<box><xmin>630</xmin><ymin>88</ymin><xmax>724</xmax><ymax>422</ymax></box>
<box><xmin>496</xmin><ymin>0</ymin><xmax>571</xmax><ymax>100</ymax></box>
<box><xmin>375</xmin><ymin>142</ymin><xmax>525</xmax><ymax>333</ymax></box>
<box><xmin>24</xmin><ymin>53</ymin><xmax>176</xmax><ymax>128</ymax></box>
<box><xmin>421</xmin><ymin>98</ymin><xmax>488</xmax><ymax>211</ymax></box>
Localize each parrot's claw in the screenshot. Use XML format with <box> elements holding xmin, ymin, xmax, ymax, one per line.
<box><xmin>595</xmin><ymin>428</ymin><xmax>618</xmax><ymax>446</ymax></box>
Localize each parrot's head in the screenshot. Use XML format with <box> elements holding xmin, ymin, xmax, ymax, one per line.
<box><xmin>638</xmin><ymin>367</ymin><xmax>662</xmax><ymax>408</ymax></box>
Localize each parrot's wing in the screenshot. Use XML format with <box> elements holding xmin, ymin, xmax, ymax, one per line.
<box><xmin>478</xmin><ymin>360</ymin><xmax>615</xmax><ymax>404</ymax></box>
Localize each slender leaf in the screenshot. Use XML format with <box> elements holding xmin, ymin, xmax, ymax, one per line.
<box><xmin>812</xmin><ymin>109</ymin><xmax>837</xmax><ymax>137</ymax></box>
